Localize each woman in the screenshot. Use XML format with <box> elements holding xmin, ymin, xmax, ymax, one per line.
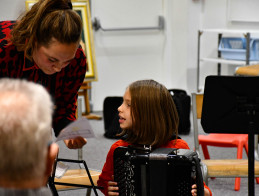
<box><xmin>0</xmin><ymin>0</ymin><xmax>87</xmax><ymax>149</ymax></box>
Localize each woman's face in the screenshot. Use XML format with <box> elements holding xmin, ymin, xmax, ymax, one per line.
<box><xmin>118</xmin><ymin>88</ymin><xmax>132</xmax><ymax>130</ymax></box>
<box><xmin>32</xmin><ymin>38</ymin><xmax>79</xmax><ymax>75</ymax></box>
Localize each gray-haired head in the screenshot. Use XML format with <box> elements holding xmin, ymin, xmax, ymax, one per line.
<box><xmin>0</xmin><ymin>78</ymin><xmax>53</xmax><ymax>182</ymax></box>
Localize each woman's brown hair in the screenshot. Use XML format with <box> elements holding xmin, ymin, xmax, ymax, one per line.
<box><xmin>11</xmin><ymin>0</ymin><xmax>82</xmax><ymax>61</ymax></box>
<box><xmin>121</xmin><ymin>80</ymin><xmax>179</xmax><ymax>147</ymax></box>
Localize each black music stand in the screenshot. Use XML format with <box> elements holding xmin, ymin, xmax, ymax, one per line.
<box><xmin>200</xmin><ymin>75</ymin><xmax>259</xmax><ymax>196</ymax></box>
<box><xmin>48</xmin><ymin>157</ymin><xmax>102</xmax><ymax>196</ymax></box>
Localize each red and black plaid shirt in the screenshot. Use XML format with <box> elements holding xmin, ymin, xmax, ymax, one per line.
<box><xmin>0</xmin><ymin>21</ymin><xmax>87</xmax><ymax>136</ymax></box>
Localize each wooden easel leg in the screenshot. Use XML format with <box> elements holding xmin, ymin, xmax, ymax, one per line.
<box><xmin>78</xmin><ymin>81</ymin><xmax>102</xmax><ymax>120</ymax></box>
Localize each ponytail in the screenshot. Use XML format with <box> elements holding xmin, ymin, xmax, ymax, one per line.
<box><xmin>11</xmin><ymin>0</ymin><xmax>82</xmax><ymax>61</ymax></box>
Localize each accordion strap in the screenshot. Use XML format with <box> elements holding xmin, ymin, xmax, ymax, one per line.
<box><xmin>193</xmin><ymin>155</ymin><xmax>204</xmax><ymax>196</ymax></box>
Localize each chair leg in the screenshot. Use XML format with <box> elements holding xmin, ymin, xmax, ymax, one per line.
<box><xmin>233</xmin><ymin>145</ymin><xmax>244</xmax><ymax>191</ymax></box>
<box><xmin>201</xmin><ymin>144</ymin><xmax>210</xmax><ymax>159</ymax></box>
<box><xmin>234</xmin><ymin>178</ymin><xmax>241</xmax><ymax>191</ymax></box>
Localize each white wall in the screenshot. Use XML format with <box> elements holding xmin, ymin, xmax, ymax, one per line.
<box><xmin>91</xmin><ymin>0</ymin><xmax>167</xmax><ymax>111</ymax></box>
<box><xmin>198</xmin><ymin>0</ymin><xmax>259</xmax><ymax>91</ymax></box>
<box><xmin>91</xmin><ymin>0</ymin><xmax>198</xmax><ymax>110</ymax></box>
<box><xmin>0</xmin><ymin>0</ymin><xmax>25</xmax><ymax>21</ymax></box>
<box><xmin>1</xmin><ymin>0</ymin><xmax>259</xmax><ymax>111</ymax></box>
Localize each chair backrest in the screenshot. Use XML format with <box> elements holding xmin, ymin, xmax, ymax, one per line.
<box><xmin>191</xmin><ymin>93</ymin><xmax>203</xmax><ymax>157</ymax></box>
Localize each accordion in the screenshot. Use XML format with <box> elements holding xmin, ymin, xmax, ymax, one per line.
<box><xmin>114</xmin><ymin>146</ymin><xmax>204</xmax><ymax>196</ymax></box>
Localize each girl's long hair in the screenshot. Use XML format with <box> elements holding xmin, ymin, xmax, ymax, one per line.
<box><xmin>121</xmin><ymin>80</ymin><xmax>179</xmax><ymax>147</ymax></box>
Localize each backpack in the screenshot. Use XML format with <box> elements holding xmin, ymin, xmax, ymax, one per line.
<box><xmin>103</xmin><ymin>89</ymin><xmax>191</xmax><ymax>139</ymax></box>
<box><xmin>168</xmin><ymin>89</ymin><xmax>191</xmax><ymax>134</ymax></box>
<box><xmin>103</xmin><ymin>96</ymin><xmax>123</xmax><ymax>139</ymax></box>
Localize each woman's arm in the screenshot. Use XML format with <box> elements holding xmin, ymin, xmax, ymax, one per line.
<box><xmin>52</xmin><ymin>47</ymin><xmax>86</xmax><ymax>136</ymax></box>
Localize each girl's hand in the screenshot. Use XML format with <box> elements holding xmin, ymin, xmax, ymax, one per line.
<box><xmin>108</xmin><ymin>180</ymin><xmax>119</xmax><ymax>195</ymax></box>
<box><xmin>191</xmin><ymin>184</ymin><xmax>211</xmax><ymax>196</ymax></box>
<box><xmin>191</xmin><ymin>184</ymin><xmax>197</xmax><ymax>196</ymax></box>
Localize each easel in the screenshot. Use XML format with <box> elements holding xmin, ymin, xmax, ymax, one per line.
<box><xmin>78</xmin><ymin>81</ymin><xmax>102</xmax><ymax>120</ymax></box>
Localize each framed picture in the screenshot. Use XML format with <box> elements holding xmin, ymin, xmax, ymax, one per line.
<box><xmin>25</xmin><ymin>0</ymin><xmax>97</xmax><ymax>81</ymax></box>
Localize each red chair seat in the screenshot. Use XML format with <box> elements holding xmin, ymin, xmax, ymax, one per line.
<box><xmin>199</xmin><ymin>134</ymin><xmax>248</xmax><ymax>149</ymax></box>
<box><xmin>199</xmin><ymin>133</ymin><xmax>249</xmax><ymax>191</ymax></box>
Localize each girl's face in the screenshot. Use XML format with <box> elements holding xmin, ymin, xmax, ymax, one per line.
<box><xmin>32</xmin><ymin>38</ymin><xmax>78</xmax><ymax>75</ymax></box>
<box><xmin>118</xmin><ymin>88</ymin><xmax>132</xmax><ymax>129</ymax></box>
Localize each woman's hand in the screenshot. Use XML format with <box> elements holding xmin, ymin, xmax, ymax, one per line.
<box><xmin>64</xmin><ymin>136</ymin><xmax>87</xmax><ymax>149</ymax></box>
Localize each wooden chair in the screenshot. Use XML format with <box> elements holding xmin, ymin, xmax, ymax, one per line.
<box><xmin>235</xmin><ymin>64</ymin><xmax>259</xmax><ymax>76</ymax></box>
<box><xmin>192</xmin><ymin>92</ymin><xmax>259</xmax><ymax>191</ymax></box>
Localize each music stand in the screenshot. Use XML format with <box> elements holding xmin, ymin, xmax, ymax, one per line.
<box><xmin>201</xmin><ymin>75</ymin><xmax>259</xmax><ymax>196</ymax></box>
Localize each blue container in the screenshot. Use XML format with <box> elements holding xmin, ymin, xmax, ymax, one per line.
<box><xmin>218</xmin><ymin>37</ymin><xmax>259</xmax><ymax>61</ymax></box>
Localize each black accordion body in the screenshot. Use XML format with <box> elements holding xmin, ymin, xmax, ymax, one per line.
<box><xmin>114</xmin><ymin>146</ymin><xmax>204</xmax><ymax>196</ymax></box>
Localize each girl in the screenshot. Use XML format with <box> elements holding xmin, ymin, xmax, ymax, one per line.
<box><xmin>97</xmin><ymin>80</ymin><xmax>212</xmax><ymax>196</ymax></box>
<box><xmin>0</xmin><ymin>0</ymin><xmax>86</xmax><ymax>149</ymax></box>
